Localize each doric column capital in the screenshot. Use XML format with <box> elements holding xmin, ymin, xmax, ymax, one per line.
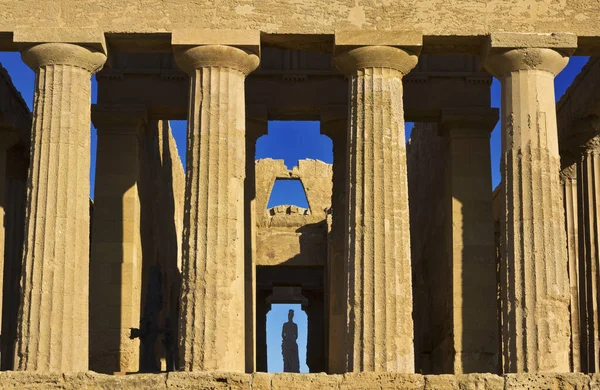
<box><xmin>91</xmin><ymin>104</ymin><xmax>148</xmax><ymax>135</ymax></box>
<box><xmin>21</xmin><ymin>43</ymin><xmax>107</xmax><ymax>74</ymax></box>
<box><xmin>560</xmin><ymin>163</ymin><xmax>577</xmax><ymax>183</ymax></box>
<box><xmin>334</xmin><ymin>46</ymin><xmax>419</xmax><ymax>76</ymax></box>
<box><xmin>440</xmin><ymin>107</ymin><xmax>499</xmax><ymax>138</ymax></box>
<box><xmin>581</xmin><ymin>134</ymin><xmax>600</xmax><ymax>155</ymax></box>
<box><xmin>174</xmin><ymin>45</ymin><xmax>259</xmax><ymax>76</ymax></box>
<box><xmin>482</xmin><ymin>33</ymin><xmax>577</xmax><ymax>78</ymax></box>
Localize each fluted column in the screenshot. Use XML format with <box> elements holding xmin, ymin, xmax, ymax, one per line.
<box><xmin>174</xmin><ymin>44</ymin><xmax>259</xmax><ymax>371</ymax></box>
<box><xmin>440</xmin><ymin>108</ymin><xmax>499</xmax><ymax>373</ymax></box>
<box><xmin>89</xmin><ymin>105</ymin><xmax>147</xmax><ymax>373</ymax></box>
<box><xmin>483</xmin><ymin>35</ymin><xmax>574</xmax><ymax>372</ymax></box>
<box><xmin>577</xmin><ymin>136</ymin><xmax>600</xmax><ymax>373</ymax></box>
<box><xmin>15</xmin><ymin>42</ymin><xmax>106</xmax><ymax>372</ymax></box>
<box><xmin>334</xmin><ymin>45</ymin><xmax>418</xmax><ymax>372</ymax></box>
<box><xmin>560</xmin><ymin>161</ymin><xmax>581</xmax><ymax>372</ymax></box>
<box><xmin>320</xmin><ymin>106</ymin><xmax>347</xmax><ymax>374</ymax></box>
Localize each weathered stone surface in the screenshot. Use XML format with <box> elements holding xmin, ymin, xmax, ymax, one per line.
<box><xmin>484</xmin><ymin>44</ymin><xmax>571</xmax><ymax>373</ymax></box>
<box><xmin>341</xmin><ymin>373</ymin><xmax>424</xmax><ymax>390</ymax></box>
<box><xmin>4</xmin><ymin>2</ymin><xmax>600</xmax><ymax>54</ymax></box>
<box><xmin>175</xmin><ymin>44</ymin><xmax>258</xmax><ymax>372</ymax></box>
<box><xmin>456</xmin><ymin>374</ymin><xmax>504</xmax><ymax>390</ymax></box>
<box><xmin>65</xmin><ymin>372</ymin><xmax>168</xmax><ymax>390</ymax></box>
<box><xmin>504</xmin><ymin>373</ymin><xmax>590</xmax><ymax>390</ymax></box>
<box><xmin>272</xmin><ymin>373</ymin><xmax>340</xmax><ymax>390</ymax></box>
<box><xmin>167</xmin><ymin>372</ymin><xmax>250</xmax><ymax>389</ymax></box>
<box><xmin>335</xmin><ymin>45</ymin><xmax>417</xmax><ymax>372</ymax></box>
<box><xmin>251</xmin><ymin>372</ymin><xmax>272</xmax><ymax>390</ymax></box>
<box><xmin>15</xmin><ymin>42</ymin><xmax>106</xmax><ymax>372</ymax></box>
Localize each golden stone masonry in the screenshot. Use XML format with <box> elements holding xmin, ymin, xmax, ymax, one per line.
<box><xmin>0</xmin><ymin>1</ymin><xmax>600</xmax><ymax>388</ymax></box>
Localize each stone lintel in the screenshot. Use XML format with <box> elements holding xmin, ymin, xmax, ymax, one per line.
<box><xmin>171</xmin><ymin>29</ymin><xmax>260</xmax><ymax>55</ymax></box>
<box><xmin>13</xmin><ymin>27</ymin><xmax>107</xmax><ymax>55</ymax></box>
<box><xmin>488</xmin><ymin>32</ymin><xmax>578</xmax><ymax>51</ymax></box>
<box><xmin>334</xmin><ymin>30</ymin><xmax>423</xmax><ymax>55</ymax></box>
<box><xmin>439</xmin><ymin>107</ymin><xmax>499</xmax><ymax>137</ymax></box>
<box><xmin>91</xmin><ymin>104</ymin><xmax>148</xmax><ymax>134</ymax></box>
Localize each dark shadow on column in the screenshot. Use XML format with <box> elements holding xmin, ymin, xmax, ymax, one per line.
<box><xmin>304</xmin><ymin>290</ymin><xmax>325</xmax><ymax>373</ymax></box>
<box><xmin>256</xmin><ymin>289</ymin><xmax>270</xmax><ymax>372</ymax></box>
<box><xmin>137</xmin><ymin>120</ymin><xmax>183</xmax><ymax>372</ymax></box>
<box><xmin>1</xmin><ymin>145</ymin><xmax>28</xmax><ymax>370</ymax></box>
<box><xmin>89</xmin><ymin>130</ymin><xmax>132</xmax><ymax>373</ymax></box>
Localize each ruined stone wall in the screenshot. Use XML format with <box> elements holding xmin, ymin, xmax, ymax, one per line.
<box><xmin>407</xmin><ymin>123</ymin><xmax>453</xmax><ymax>374</ymax></box>
<box><xmin>0</xmin><ymin>371</ymin><xmax>597</xmax><ymax>389</ymax></box>
<box><xmin>254</xmin><ymin>158</ymin><xmax>332</xmax><ymax>267</ymax></box>
<box><xmin>138</xmin><ymin>120</ymin><xmax>185</xmax><ymax>371</ymax></box>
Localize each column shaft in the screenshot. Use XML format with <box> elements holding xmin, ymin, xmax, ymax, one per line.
<box><xmin>244</xmin><ymin>109</ymin><xmax>267</xmax><ymax>373</ymax></box>
<box><xmin>578</xmin><ymin>140</ymin><xmax>600</xmax><ymax>372</ymax></box>
<box><xmin>441</xmin><ymin>110</ymin><xmax>499</xmax><ymax>373</ymax></box>
<box><xmin>485</xmin><ymin>45</ymin><xmax>572</xmax><ymax>372</ymax></box>
<box><xmin>89</xmin><ymin>106</ymin><xmax>146</xmax><ymax>373</ymax></box>
<box><xmin>15</xmin><ymin>42</ymin><xmax>106</xmax><ymax>372</ymax></box>
<box><xmin>561</xmin><ymin>162</ymin><xmax>581</xmax><ymax>372</ymax></box>
<box><xmin>175</xmin><ymin>44</ymin><xmax>259</xmax><ymax>371</ymax></box>
<box><xmin>335</xmin><ymin>46</ymin><xmax>417</xmax><ymax>372</ymax></box>
<box><xmin>321</xmin><ymin>110</ymin><xmax>347</xmax><ymax>374</ymax></box>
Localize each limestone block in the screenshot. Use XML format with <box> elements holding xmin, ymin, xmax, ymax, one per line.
<box><xmin>341</xmin><ymin>373</ymin><xmax>424</xmax><ymax>390</ymax></box>
<box><xmin>64</xmin><ymin>372</ymin><xmax>168</xmax><ymax>390</ymax></box>
<box><xmin>0</xmin><ymin>372</ymin><xmax>64</xmax><ymax>389</ymax></box>
<box><xmin>166</xmin><ymin>372</ymin><xmax>251</xmax><ymax>390</ymax></box>
<box><xmin>425</xmin><ymin>375</ymin><xmax>458</xmax><ymax>390</ymax></box>
<box><xmin>272</xmin><ymin>373</ymin><xmax>341</xmax><ymax>390</ymax></box>
<box><xmin>456</xmin><ymin>374</ymin><xmax>504</xmax><ymax>390</ymax></box>
<box><xmin>251</xmin><ymin>372</ymin><xmax>272</xmax><ymax>390</ymax></box>
<box><xmin>504</xmin><ymin>373</ymin><xmax>590</xmax><ymax>390</ymax></box>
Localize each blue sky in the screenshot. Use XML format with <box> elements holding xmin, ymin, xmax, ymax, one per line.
<box><xmin>0</xmin><ymin>52</ymin><xmax>589</xmax><ymax>373</ymax></box>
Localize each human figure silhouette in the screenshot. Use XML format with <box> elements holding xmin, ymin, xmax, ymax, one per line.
<box><xmin>281</xmin><ymin>309</ymin><xmax>300</xmax><ymax>372</ymax></box>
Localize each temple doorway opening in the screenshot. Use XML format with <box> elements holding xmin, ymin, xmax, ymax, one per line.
<box><xmin>266</xmin><ymin>303</ymin><xmax>308</xmax><ymax>373</ymax></box>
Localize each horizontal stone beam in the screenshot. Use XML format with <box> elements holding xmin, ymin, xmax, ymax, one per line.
<box><xmin>2</xmin><ymin>1</ymin><xmax>600</xmax><ymax>54</ymax></box>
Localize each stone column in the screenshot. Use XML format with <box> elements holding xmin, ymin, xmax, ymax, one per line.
<box><xmin>334</xmin><ymin>36</ymin><xmax>420</xmax><ymax>372</ymax></box>
<box><xmin>89</xmin><ymin>104</ymin><xmax>147</xmax><ymax>373</ymax></box>
<box><xmin>245</xmin><ymin>106</ymin><xmax>268</xmax><ymax>373</ymax></box>
<box><xmin>174</xmin><ymin>43</ymin><xmax>259</xmax><ymax>371</ymax></box>
<box><xmin>320</xmin><ymin>106</ymin><xmax>347</xmax><ymax>374</ymax></box>
<box><xmin>560</xmin><ymin>160</ymin><xmax>581</xmax><ymax>372</ymax></box>
<box><xmin>1</xmin><ymin>145</ymin><xmax>28</xmax><ymax>370</ymax></box>
<box><xmin>15</xmin><ymin>42</ymin><xmax>106</xmax><ymax>372</ymax></box>
<box><xmin>577</xmin><ymin>135</ymin><xmax>600</xmax><ymax>373</ymax></box>
<box><xmin>483</xmin><ymin>33</ymin><xmax>576</xmax><ymax>373</ymax></box>
<box><xmin>440</xmin><ymin>108</ymin><xmax>500</xmax><ymax>373</ymax></box>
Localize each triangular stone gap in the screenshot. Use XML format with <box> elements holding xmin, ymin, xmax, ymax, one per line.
<box><xmin>267</xmin><ymin>178</ymin><xmax>310</xmax><ymax>210</ymax></box>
